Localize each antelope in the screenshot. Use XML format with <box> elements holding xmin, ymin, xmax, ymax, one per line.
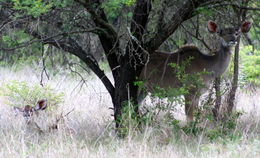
<box><xmin>139</xmin><ymin>21</ymin><xmax>252</xmax><ymax>122</ymax></box>
<box><xmin>13</xmin><ymin>99</ymin><xmax>47</xmax><ymax>122</ymax></box>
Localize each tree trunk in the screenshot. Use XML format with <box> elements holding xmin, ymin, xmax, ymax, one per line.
<box><xmin>227</xmin><ymin>36</ymin><xmax>241</xmax><ymax>114</ymax></box>
<box><xmin>227</xmin><ymin>0</ymin><xmax>248</xmax><ymax>115</ymax></box>
<box><xmin>112</xmin><ymin>50</ymin><xmax>143</xmax><ymax>136</ymax></box>
<box><xmin>213</xmin><ymin>77</ymin><xmax>221</xmax><ymax>120</ymax></box>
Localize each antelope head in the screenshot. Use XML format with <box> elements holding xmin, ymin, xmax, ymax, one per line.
<box><xmin>13</xmin><ymin>99</ymin><xmax>48</xmax><ymax>121</ymax></box>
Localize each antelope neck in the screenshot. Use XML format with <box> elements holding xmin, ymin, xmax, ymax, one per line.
<box><xmin>210</xmin><ymin>43</ymin><xmax>233</xmax><ymax>77</ymax></box>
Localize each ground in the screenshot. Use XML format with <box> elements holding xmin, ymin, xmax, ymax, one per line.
<box><xmin>0</xmin><ymin>67</ymin><xmax>260</xmax><ymax>158</ymax></box>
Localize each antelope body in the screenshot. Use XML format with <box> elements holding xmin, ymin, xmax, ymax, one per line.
<box><xmin>139</xmin><ymin>21</ymin><xmax>251</xmax><ymax>121</ymax></box>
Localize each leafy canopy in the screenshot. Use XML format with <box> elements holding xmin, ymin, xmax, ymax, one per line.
<box><xmin>101</xmin><ymin>0</ymin><xmax>136</xmax><ymax>20</ymax></box>
<box><xmin>2</xmin><ymin>0</ymin><xmax>72</xmax><ymax>17</ymax></box>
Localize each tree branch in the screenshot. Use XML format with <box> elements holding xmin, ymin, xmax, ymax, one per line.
<box><xmin>73</xmin><ymin>0</ymin><xmax>121</xmax><ymax>78</ymax></box>
<box><xmin>130</xmin><ymin>0</ymin><xmax>152</xmax><ymax>41</ymax></box>
<box><xmin>0</xmin><ymin>28</ymin><xmax>102</xmax><ymax>51</ymax></box>
<box><xmin>74</xmin><ymin>0</ymin><xmax>118</xmax><ymax>40</ymax></box>
<box><xmin>146</xmin><ymin>0</ymin><xmax>225</xmax><ymax>52</ymax></box>
<box><xmin>30</xmin><ymin>31</ymin><xmax>115</xmax><ymax>98</ymax></box>
<box><xmin>0</xmin><ymin>6</ymin><xmax>116</xmax><ymax>98</ymax></box>
<box><xmin>180</xmin><ymin>24</ymin><xmax>212</xmax><ymax>52</ymax></box>
<box><xmin>207</xmin><ymin>3</ymin><xmax>260</xmax><ymax>11</ymax></box>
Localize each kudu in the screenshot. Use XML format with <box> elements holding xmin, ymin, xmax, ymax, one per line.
<box><xmin>14</xmin><ymin>99</ymin><xmax>47</xmax><ymax>122</ymax></box>
<box><xmin>139</xmin><ymin>21</ymin><xmax>251</xmax><ymax>121</ymax></box>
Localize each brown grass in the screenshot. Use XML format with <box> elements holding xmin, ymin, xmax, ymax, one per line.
<box><xmin>0</xmin><ymin>67</ymin><xmax>260</xmax><ymax>158</ymax></box>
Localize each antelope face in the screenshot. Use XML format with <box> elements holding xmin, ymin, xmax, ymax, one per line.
<box><xmin>13</xmin><ymin>99</ymin><xmax>48</xmax><ymax>121</ymax></box>
<box><xmin>13</xmin><ymin>105</ymin><xmax>35</xmax><ymax>121</ymax></box>
<box><xmin>207</xmin><ymin>21</ymin><xmax>252</xmax><ymax>47</ymax></box>
<box><xmin>22</xmin><ymin>105</ymin><xmax>35</xmax><ymax>118</ymax></box>
<box><xmin>218</xmin><ymin>28</ymin><xmax>240</xmax><ymax>47</ymax></box>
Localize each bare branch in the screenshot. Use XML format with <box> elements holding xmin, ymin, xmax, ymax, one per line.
<box><xmin>180</xmin><ymin>24</ymin><xmax>212</xmax><ymax>52</ymax></box>
<box><xmin>40</xmin><ymin>44</ymin><xmax>50</xmax><ymax>87</ymax></box>
<box><xmin>73</xmin><ymin>0</ymin><xmax>118</xmax><ymax>40</ymax></box>
<box><xmin>207</xmin><ymin>3</ymin><xmax>260</xmax><ymax>11</ymax></box>
<box><xmin>146</xmin><ymin>0</ymin><xmax>234</xmax><ymax>53</ymax></box>
<box><xmin>29</xmin><ymin>30</ymin><xmax>115</xmax><ymax>98</ymax></box>
<box><xmin>0</xmin><ymin>5</ymin><xmax>116</xmax><ymax>98</ymax></box>
<box><xmin>73</xmin><ymin>0</ymin><xmax>120</xmax><ymax>78</ymax></box>
<box><xmin>146</xmin><ymin>0</ymin><xmax>209</xmax><ymax>52</ymax></box>
<box><xmin>0</xmin><ymin>29</ymin><xmax>100</xmax><ymax>51</ymax></box>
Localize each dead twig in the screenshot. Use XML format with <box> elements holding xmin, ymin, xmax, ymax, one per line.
<box><xmin>49</xmin><ymin>108</ymin><xmax>75</xmax><ymax>131</ymax></box>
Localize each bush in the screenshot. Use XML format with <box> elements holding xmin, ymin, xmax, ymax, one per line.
<box><xmin>240</xmin><ymin>46</ymin><xmax>260</xmax><ymax>86</ymax></box>
<box><xmin>0</xmin><ymin>80</ymin><xmax>64</xmax><ymax>111</ymax></box>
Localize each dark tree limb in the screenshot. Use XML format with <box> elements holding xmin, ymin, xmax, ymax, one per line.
<box><xmin>227</xmin><ymin>36</ymin><xmax>241</xmax><ymax>114</ymax></box>
<box><xmin>227</xmin><ymin>0</ymin><xmax>250</xmax><ymax>115</ymax></box>
<box><xmin>130</xmin><ymin>0</ymin><xmax>152</xmax><ymax>41</ymax></box>
<box><xmin>24</xmin><ymin>27</ymin><xmax>116</xmax><ymax>99</ymax></box>
<box><xmin>146</xmin><ymin>0</ymin><xmax>234</xmax><ymax>52</ymax></box>
<box><xmin>146</xmin><ymin>0</ymin><xmax>209</xmax><ymax>52</ymax></box>
<box><xmin>73</xmin><ymin>0</ymin><xmax>118</xmax><ymax>40</ymax></box>
<box><xmin>180</xmin><ymin>23</ymin><xmax>212</xmax><ymax>52</ymax></box>
<box><xmin>1</xmin><ymin>2</ymin><xmax>121</xmax><ymax>130</ymax></box>
<box><xmin>213</xmin><ymin>77</ymin><xmax>221</xmax><ymax>120</ymax></box>
<box><xmin>0</xmin><ymin>29</ymin><xmax>102</xmax><ymax>51</ymax></box>
<box><xmin>74</xmin><ymin>0</ymin><xmax>121</xmax><ymax>78</ymax></box>
<box><xmin>206</xmin><ymin>3</ymin><xmax>260</xmax><ymax>11</ymax></box>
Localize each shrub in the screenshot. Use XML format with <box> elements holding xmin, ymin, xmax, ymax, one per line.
<box><xmin>0</xmin><ymin>80</ymin><xmax>64</xmax><ymax>111</ymax></box>
<box><xmin>240</xmin><ymin>46</ymin><xmax>260</xmax><ymax>86</ymax></box>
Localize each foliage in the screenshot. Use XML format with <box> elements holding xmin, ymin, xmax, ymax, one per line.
<box><xmin>240</xmin><ymin>46</ymin><xmax>260</xmax><ymax>86</ymax></box>
<box><xmin>101</xmin><ymin>0</ymin><xmax>135</xmax><ymax>20</ymax></box>
<box><xmin>191</xmin><ymin>110</ymin><xmax>243</xmax><ymax>141</ymax></box>
<box><xmin>11</xmin><ymin>0</ymin><xmax>52</xmax><ymax>17</ymax></box>
<box><xmin>142</xmin><ymin>99</ymin><xmax>244</xmax><ymax>142</ymax></box>
<box><xmin>114</xmin><ymin>101</ymin><xmax>140</xmax><ymax>137</ymax></box>
<box><xmin>194</xmin><ymin>6</ymin><xmax>215</xmax><ymax>16</ymax></box>
<box><xmin>0</xmin><ymin>30</ymin><xmax>42</xmax><ymax>69</ymax></box>
<box><xmin>0</xmin><ymin>80</ymin><xmax>64</xmax><ymax>111</ymax></box>
<box><xmin>168</xmin><ymin>57</ymin><xmax>209</xmax><ymax>95</ymax></box>
<box><xmin>0</xmin><ymin>38</ymin><xmax>86</xmax><ymax>76</ymax></box>
<box><xmin>0</xmin><ymin>53</ymin><xmax>39</xmax><ymax>71</ymax></box>
<box><xmin>7</xmin><ymin>0</ymin><xmax>72</xmax><ymax>17</ymax></box>
<box><xmin>1</xmin><ymin>30</ymin><xmax>30</xmax><ymax>47</ymax></box>
<box><xmin>137</xmin><ymin>54</ymin><xmax>243</xmax><ymax>141</ymax></box>
<box><xmin>138</xmin><ymin>57</ymin><xmax>211</xmax><ymax>126</ymax></box>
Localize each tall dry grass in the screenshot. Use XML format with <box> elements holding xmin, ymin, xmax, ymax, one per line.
<box><xmin>0</xmin><ymin>67</ymin><xmax>260</xmax><ymax>158</ymax></box>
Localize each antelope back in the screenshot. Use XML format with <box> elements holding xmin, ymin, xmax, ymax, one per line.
<box><xmin>139</xmin><ymin>21</ymin><xmax>251</xmax><ymax>122</ymax></box>
<box><xmin>140</xmin><ymin>21</ymin><xmax>252</xmax><ymax>92</ymax></box>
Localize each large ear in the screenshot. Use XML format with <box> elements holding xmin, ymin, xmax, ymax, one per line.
<box><xmin>35</xmin><ymin>99</ymin><xmax>47</xmax><ymax>111</ymax></box>
<box><xmin>207</xmin><ymin>21</ymin><xmax>218</xmax><ymax>33</ymax></box>
<box><xmin>241</xmin><ymin>21</ymin><xmax>252</xmax><ymax>33</ymax></box>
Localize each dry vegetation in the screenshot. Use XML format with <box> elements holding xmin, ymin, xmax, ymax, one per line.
<box><xmin>0</xmin><ymin>67</ymin><xmax>260</xmax><ymax>158</ymax></box>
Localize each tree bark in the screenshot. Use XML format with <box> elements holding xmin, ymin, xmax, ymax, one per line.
<box><xmin>213</xmin><ymin>77</ymin><xmax>221</xmax><ymax>120</ymax></box>
<box><xmin>227</xmin><ymin>0</ymin><xmax>249</xmax><ymax>114</ymax></box>
<box><xmin>227</xmin><ymin>36</ymin><xmax>241</xmax><ymax>114</ymax></box>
